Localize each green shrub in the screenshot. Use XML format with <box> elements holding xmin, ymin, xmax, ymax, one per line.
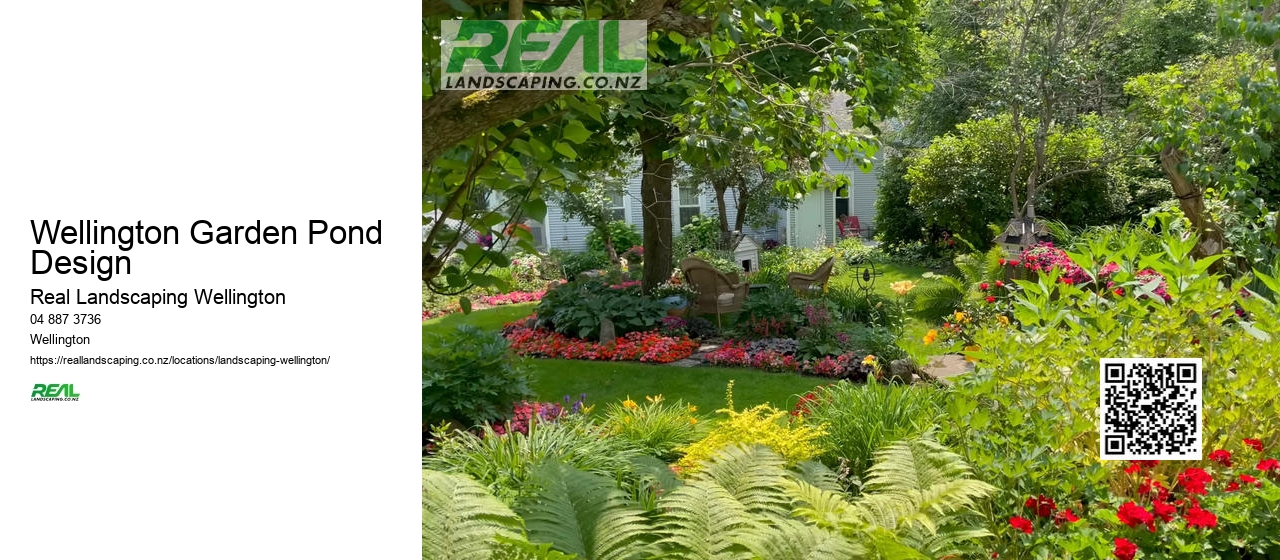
<box><xmin>534</xmin><ymin>279</ymin><xmax>666</xmax><ymax>340</ymax></box>
<box><xmin>559</xmin><ymin>250</ymin><xmax>611</xmax><ymax>279</ymax></box>
<box><xmin>423</xmin><ymin>325</ymin><xmax>532</xmax><ymax>430</ymax></box>
<box><xmin>823</xmin><ymin>286</ymin><xmax>905</xmax><ymax>332</ymax></box>
<box><xmin>585</xmin><ymin>220</ymin><xmax>642</xmax><ymax>256</ymax></box>
<box><xmin>424</xmin><ymin>416</ymin><xmax>643</xmax><ymax>504</ymax></box>
<box><xmin>673</xmin><ymin>214</ymin><xmax>723</xmax><ymax>257</ymax></box>
<box><xmin>846</xmin><ymin>324</ymin><xmax>907</xmax><ymax>363</ymax></box>
<box><xmin>873</xmin><ymin>155</ymin><xmax>927</xmax><ymax>246</ymax></box>
<box><xmin>738</xmin><ymin>285</ymin><xmax>804</xmax><ymax>338</ymax></box>
<box><xmin>602</xmin><ymin>395</ymin><xmax>705</xmax><ymax>462</ymax></box>
<box><xmin>941</xmin><ymin>222</ymin><xmax>1280</xmax><ymax>554</ymax></box>
<box><xmin>804</xmin><ymin>380</ymin><xmax>946</xmax><ymax>480</ymax></box>
<box><xmin>691</xmin><ymin>249</ymin><xmax>743</xmax><ymax>275</ymax></box>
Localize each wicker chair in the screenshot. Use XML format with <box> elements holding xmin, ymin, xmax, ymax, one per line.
<box><xmin>679</xmin><ymin>257</ymin><xmax>749</xmax><ymax>327</ymax></box>
<box><xmin>787</xmin><ymin>257</ymin><xmax>835</xmax><ymax>295</ymax></box>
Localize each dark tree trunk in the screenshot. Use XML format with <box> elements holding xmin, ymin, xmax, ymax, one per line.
<box><xmin>712</xmin><ymin>180</ymin><xmax>733</xmax><ymax>248</ymax></box>
<box><xmin>734</xmin><ymin>176</ymin><xmax>749</xmax><ymax>234</ymax></box>
<box><xmin>640</xmin><ymin>123</ymin><xmax>676</xmax><ymax>293</ymax></box>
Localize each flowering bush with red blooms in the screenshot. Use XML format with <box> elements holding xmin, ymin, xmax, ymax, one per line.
<box><xmin>422</xmin><ymin>290</ymin><xmax>546</xmax><ymax>321</ymax></box>
<box><xmin>504</xmin><ymin>326</ymin><xmax>698</xmax><ymax>364</ymax></box>
<box><xmin>994</xmin><ymin>444</ymin><xmax>1280</xmax><ymax>559</ymax></box>
<box><xmin>703</xmin><ymin>339</ymin><xmax>874</xmax><ymax>379</ymax></box>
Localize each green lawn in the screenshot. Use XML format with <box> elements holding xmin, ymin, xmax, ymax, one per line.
<box><xmin>526</xmin><ymin>359</ymin><xmax>827</xmax><ymax>413</ymax></box>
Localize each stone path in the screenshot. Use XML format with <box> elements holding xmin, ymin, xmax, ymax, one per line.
<box><xmin>922</xmin><ymin>354</ymin><xmax>975</xmax><ymax>382</ymax></box>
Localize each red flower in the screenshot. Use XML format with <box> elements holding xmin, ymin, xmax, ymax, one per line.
<box><xmin>1208</xmin><ymin>449</ymin><xmax>1232</xmax><ymax>467</ymax></box>
<box><xmin>1240</xmin><ymin>474</ymin><xmax>1262</xmax><ymax>487</ymax></box>
<box><xmin>1114</xmin><ymin>537</ymin><xmax>1138</xmax><ymax>560</ymax></box>
<box><xmin>1054</xmin><ymin>508</ymin><xmax>1080</xmax><ymax>526</ymax></box>
<box><xmin>1117</xmin><ymin>501</ymin><xmax>1155</xmax><ymax>532</ymax></box>
<box><xmin>986</xmin><ymin>295</ymin><xmax>997</xmax><ymax>303</ymax></box>
<box><xmin>1124</xmin><ymin>460</ymin><xmax>1158</xmax><ymax>475</ymax></box>
<box><xmin>980</xmin><ymin>282</ymin><xmax>990</xmax><ymax>290</ymax></box>
<box><xmin>1151</xmin><ymin>500</ymin><xmax>1177</xmax><ymax>522</ymax></box>
<box><xmin>1244</xmin><ymin>438</ymin><xmax>1264</xmax><ymax>452</ymax></box>
<box><xmin>1184</xmin><ymin>502</ymin><xmax>1218</xmax><ymax>529</ymax></box>
<box><xmin>1176</xmin><ymin>467</ymin><xmax>1212</xmax><ymax>495</ymax></box>
<box><xmin>998</xmin><ymin>259</ymin><xmax>1006</xmax><ymax>266</ymax></box>
<box><xmin>1008</xmin><ymin>516</ymin><xmax>1033</xmax><ymax>534</ymax></box>
<box><xmin>1024</xmin><ymin>494</ymin><xmax>1057</xmax><ymax>517</ymax></box>
<box><xmin>1258</xmin><ymin>458</ymin><xmax>1280</xmax><ymax>473</ymax></box>
<box><xmin>995</xmin><ymin>280</ymin><xmax>1005</xmax><ymax>287</ymax></box>
<box><xmin>1225</xmin><ymin>481</ymin><xmax>1241</xmax><ymax>492</ymax></box>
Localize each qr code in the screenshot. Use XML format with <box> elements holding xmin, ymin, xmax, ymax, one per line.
<box><xmin>1100</xmin><ymin>358</ymin><xmax>1202</xmax><ymax>461</ymax></box>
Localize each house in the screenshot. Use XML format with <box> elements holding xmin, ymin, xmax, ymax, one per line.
<box><xmin>526</xmin><ymin>93</ymin><xmax>884</xmax><ymax>252</ymax></box>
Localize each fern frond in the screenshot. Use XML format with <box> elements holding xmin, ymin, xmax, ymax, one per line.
<box><xmin>693</xmin><ymin>445</ymin><xmax>792</xmax><ymax>517</ymax></box>
<box><xmin>791</xmin><ymin>461</ymin><xmax>843</xmax><ymax>493</ymax></box>
<box><xmin>783</xmin><ymin>479</ymin><xmax>859</xmax><ymax>532</ymax></box>
<box><xmin>423</xmin><ymin>469</ymin><xmax>526</xmax><ymax>560</ymax></box>
<box><xmin>897</xmin><ymin>523</ymin><xmax>992</xmax><ymax>559</ymax></box>
<box><xmin>518</xmin><ymin>462</ymin><xmax>652</xmax><ymax>560</ymax></box>
<box><xmin>734</xmin><ymin>519</ymin><xmax>865</xmax><ymax>560</ymax></box>
<box><xmin>852</xmin><ymin>437</ymin><xmax>996</xmax><ymax>541</ymax></box>
<box><xmin>912</xmin><ymin>278</ymin><xmax>964</xmax><ymax>320</ymax></box>
<box><xmin>653</xmin><ymin>480</ymin><xmax>757</xmax><ymax>560</ymax></box>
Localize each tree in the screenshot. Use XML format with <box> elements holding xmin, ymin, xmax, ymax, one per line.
<box><xmin>680</xmin><ymin>145</ymin><xmax>802</xmax><ymax>247</ymax></box>
<box><xmin>905</xmin><ymin>114</ymin><xmax>1141</xmax><ymax>247</ymax></box>
<box><xmin>549</xmin><ymin>169</ymin><xmax>631</xmax><ymax>264</ymax></box>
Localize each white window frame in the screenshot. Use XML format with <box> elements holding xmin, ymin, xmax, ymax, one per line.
<box><xmin>677</xmin><ymin>184</ymin><xmax>702</xmax><ymax>228</ymax></box>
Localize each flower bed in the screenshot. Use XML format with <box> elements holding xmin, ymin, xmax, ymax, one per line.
<box><xmin>422</xmin><ymin>289</ymin><xmax>546</xmax><ymax>321</ymax></box>
<box><xmin>504</xmin><ymin>324</ymin><xmax>699</xmax><ymax>364</ymax></box>
<box><xmin>704</xmin><ymin>339</ymin><xmax>876</xmax><ymax>379</ymax></box>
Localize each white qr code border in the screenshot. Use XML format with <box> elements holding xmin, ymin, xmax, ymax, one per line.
<box><xmin>1099</xmin><ymin>358</ymin><xmax>1203</xmax><ymax>461</ymax></box>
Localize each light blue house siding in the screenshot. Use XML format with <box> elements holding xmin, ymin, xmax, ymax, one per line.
<box><xmin>537</xmin><ymin>167</ymin><xmax>782</xmax><ymax>253</ymax></box>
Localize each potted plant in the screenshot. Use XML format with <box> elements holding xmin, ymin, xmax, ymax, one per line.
<box><xmin>652</xmin><ymin>279</ymin><xmax>697</xmax><ymax>316</ymax></box>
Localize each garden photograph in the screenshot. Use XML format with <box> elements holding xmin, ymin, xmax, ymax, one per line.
<box><xmin>423</xmin><ymin>0</ymin><xmax>1280</xmax><ymax>558</ymax></box>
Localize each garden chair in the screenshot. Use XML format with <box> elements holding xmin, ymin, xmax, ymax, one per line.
<box><xmin>787</xmin><ymin>257</ymin><xmax>835</xmax><ymax>295</ymax></box>
<box><xmin>679</xmin><ymin>256</ymin><xmax>749</xmax><ymax>328</ymax></box>
<box><xmin>837</xmin><ymin>215</ymin><xmax>862</xmax><ymax>239</ymax></box>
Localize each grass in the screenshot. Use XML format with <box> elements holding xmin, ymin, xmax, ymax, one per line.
<box><xmin>526</xmin><ymin>359</ymin><xmax>828</xmax><ymax>414</ymax></box>
<box><xmin>424</xmin><ymin>302</ymin><xmax>827</xmax><ymax>412</ymax></box>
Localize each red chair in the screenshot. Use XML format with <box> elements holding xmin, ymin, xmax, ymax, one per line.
<box><xmin>837</xmin><ymin>215</ymin><xmax>861</xmax><ymax>238</ymax></box>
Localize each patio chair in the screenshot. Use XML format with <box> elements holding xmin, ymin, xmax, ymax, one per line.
<box><xmin>679</xmin><ymin>256</ymin><xmax>749</xmax><ymax>327</ymax></box>
<box><xmin>837</xmin><ymin>215</ymin><xmax>862</xmax><ymax>239</ymax></box>
<box><xmin>787</xmin><ymin>257</ymin><xmax>835</xmax><ymax>295</ymax></box>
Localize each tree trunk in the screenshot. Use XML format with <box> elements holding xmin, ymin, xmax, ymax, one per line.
<box><xmin>733</xmin><ymin>177</ymin><xmax>749</xmax><ymax>234</ymax></box>
<box><xmin>640</xmin><ymin>123</ymin><xmax>676</xmax><ymax>293</ymax></box>
<box><xmin>603</xmin><ymin>232</ymin><xmax>620</xmax><ymax>264</ymax></box>
<box><xmin>1159</xmin><ymin>146</ymin><xmax>1227</xmax><ymax>261</ymax></box>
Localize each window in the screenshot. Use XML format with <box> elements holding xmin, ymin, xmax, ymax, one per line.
<box><xmin>678</xmin><ymin>185</ymin><xmax>701</xmax><ymax>227</ymax></box>
<box><xmin>608</xmin><ymin>189</ymin><xmax>626</xmax><ymax>222</ymax></box>
<box><xmin>835</xmin><ymin>185</ymin><xmax>850</xmax><ymax>220</ymax></box>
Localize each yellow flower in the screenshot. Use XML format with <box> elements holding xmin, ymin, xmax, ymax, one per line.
<box><xmin>624</xmin><ymin>416</ymin><xmax>632</xmax><ymax>424</ymax></box>
<box><xmin>646</xmin><ymin>394</ymin><xmax>664</xmax><ymax>404</ymax></box>
<box><xmin>923</xmin><ymin>329</ymin><xmax>938</xmax><ymax>345</ymax></box>
<box><xmin>890</xmin><ymin>280</ymin><xmax>917</xmax><ymax>296</ymax></box>
<box><xmin>964</xmin><ymin>344</ymin><xmax>981</xmax><ymax>362</ymax></box>
<box><xmin>687</xmin><ymin>405</ymin><xmax>697</xmax><ymax>413</ymax></box>
<box><xmin>688</xmin><ymin>417</ymin><xmax>698</xmax><ymax>425</ymax></box>
<box><xmin>862</xmin><ymin>355</ymin><xmax>878</xmax><ymax>366</ymax></box>
<box><xmin>622</xmin><ymin>398</ymin><xmax>638</xmax><ymax>410</ymax></box>
<box><xmin>954</xmin><ymin>311</ymin><xmax>968</xmax><ymax>323</ymax></box>
<box><xmin>997</xmin><ymin>315</ymin><xmax>1010</xmax><ymax>326</ymax></box>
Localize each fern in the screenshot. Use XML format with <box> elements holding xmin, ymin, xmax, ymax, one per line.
<box><xmin>851</xmin><ymin>437</ymin><xmax>996</xmax><ymax>557</ymax></box>
<box><xmin>518</xmin><ymin>461</ymin><xmax>652</xmax><ymax>560</ymax></box>
<box><xmin>734</xmin><ymin>519</ymin><xmax>865</xmax><ymax>560</ymax></box>
<box><xmin>423</xmin><ymin>469</ymin><xmax>526</xmax><ymax>560</ymax></box>
<box><xmin>653</xmin><ymin>480</ymin><xmax>757</xmax><ymax>560</ymax></box>
<box><xmin>692</xmin><ymin>445</ymin><xmax>793</xmax><ymax>517</ymax></box>
<box><xmin>791</xmin><ymin>460</ymin><xmax>844</xmax><ymax>494</ymax></box>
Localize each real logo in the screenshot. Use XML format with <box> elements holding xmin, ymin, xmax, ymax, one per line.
<box><xmin>31</xmin><ymin>383</ymin><xmax>80</xmax><ymax>401</ymax></box>
<box><xmin>440</xmin><ymin>20</ymin><xmax>647</xmax><ymax>90</ymax></box>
